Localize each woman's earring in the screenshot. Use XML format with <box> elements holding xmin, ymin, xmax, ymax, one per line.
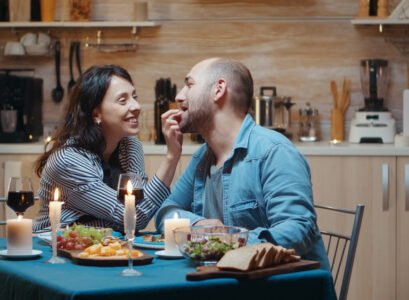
<box><xmin>96</xmin><ymin>120</ymin><xmax>101</xmax><ymax>126</ymax></box>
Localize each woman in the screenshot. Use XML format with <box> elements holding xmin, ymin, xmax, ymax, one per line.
<box><xmin>33</xmin><ymin>65</ymin><xmax>183</xmax><ymax>232</ymax></box>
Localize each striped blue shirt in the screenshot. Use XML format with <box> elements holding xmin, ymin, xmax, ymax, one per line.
<box><xmin>33</xmin><ymin>136</ymin><xmax>169</xmax><ymax>232</ymax></box>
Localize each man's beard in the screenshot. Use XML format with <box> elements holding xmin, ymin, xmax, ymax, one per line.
<box><xmin>179</xmin><ymin>93</ymin><xmax>213</xmax><ymax>134</ymax></box>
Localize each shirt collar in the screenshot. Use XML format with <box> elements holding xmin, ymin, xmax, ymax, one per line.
<box><xmin>232</xmin><ymin>114</ymin><xmax>255</xmax><ymax>152</ymax></box>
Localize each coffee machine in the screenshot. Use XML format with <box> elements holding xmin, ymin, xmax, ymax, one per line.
<box><xmin>0</xmin><ymin>69</ymin><xmax>43</xmax><ymax>143</ymax></box>
<box><xmin>349</xmin><ymin>59</ymin><xmax>396</xmax><ymax>143</ymax></box>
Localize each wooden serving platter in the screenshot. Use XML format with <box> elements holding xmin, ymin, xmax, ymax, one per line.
<box><xmin>186</xmin><ymin>260</ymin><xmax>320</xmax><ymax>281</ymax></box>
<box><xmin>57</xmin><ymin>248</ymin><xmax>154</xmax><ymax>266</ymax></box>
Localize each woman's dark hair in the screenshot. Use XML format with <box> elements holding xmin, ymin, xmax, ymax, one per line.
<box><xmin>35</xmin><ymin>65</ymin><xmax>133</xmax><ymax>177</ymax></box>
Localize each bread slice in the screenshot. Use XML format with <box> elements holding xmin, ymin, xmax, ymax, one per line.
<box><xmin>216</xmin><ymin>242</ymin><xmax>300</xmax><ymax>272</ymax></box>
<box><xmin>257</xmin><ymin>243</ymin><xmax>276</xmax><ymax>268</ymax></box>
<box><xmin>216</xmin><ymin>246</ymin><xmax>260</xmax><ymax>271</ymax></box>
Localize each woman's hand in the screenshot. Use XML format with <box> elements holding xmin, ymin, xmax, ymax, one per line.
<box><xmin>161</xmin><ymin>109</ymin><xmax>183</xmax><ymax>161</ymax></box>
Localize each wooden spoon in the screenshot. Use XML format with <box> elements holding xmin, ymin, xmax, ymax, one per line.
<box><xmin>330</xmin><ymin>80</ymin><xmax>338</xmax><ymax>109</ymax></box>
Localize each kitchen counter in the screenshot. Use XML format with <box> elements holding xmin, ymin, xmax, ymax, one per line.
<box><xmin>0</xmin><ymin>140</ymin><xmax>407</xmax><ymax>156</ymax></box>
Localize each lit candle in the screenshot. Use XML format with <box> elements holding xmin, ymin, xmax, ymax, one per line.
<box><xmin>7</xmin><ymin>215</ymin><xmax>32</xmax><ymax>255</ymax></box>
<box><xmin>49</xmin><ymin>188</ymin><xmax>63</xmax><ymax>227</ymax></box>
<box><xmin>124</xmin><ymin>180</ymin><xmax>136</xmax><ymax>239</ymax></box>
<box><xmin>164</xmin><ymin>212</ymin><xmax>189</xmax><ymax>254</ymax></box>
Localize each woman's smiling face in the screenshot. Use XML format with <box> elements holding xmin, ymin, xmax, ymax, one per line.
<box><xmin>93</xmin><ymin>75</ymin><xmax>141</xmax><ymax>141</ymax></box>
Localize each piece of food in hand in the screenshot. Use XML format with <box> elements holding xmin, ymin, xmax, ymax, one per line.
<box><xmin>216</xmin><ymin>242</ymin><xmax>300</xmax><ymax>272</ymax></box>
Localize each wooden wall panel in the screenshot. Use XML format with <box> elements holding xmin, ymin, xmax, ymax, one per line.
<box><xmin>0</xmin><ymin>0</ymin><xmax>407</xmax><ymax>140</ymax></box>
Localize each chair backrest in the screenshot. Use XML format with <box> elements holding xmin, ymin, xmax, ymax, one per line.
<box><xmin>314</xmin><ymin>204</ymin><xmax>364</xmax><ymax>300</ymax></box>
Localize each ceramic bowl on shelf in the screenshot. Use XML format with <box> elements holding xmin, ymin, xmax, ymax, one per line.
<box><xmin>24</xmin><ymin>44</ymin><xmax>49</xmax><ymax>56</ymax></box>
<box><xmin>173</xmin><ymin>225</ymin><xmax>248</xmax><ymax>265</ymax></box>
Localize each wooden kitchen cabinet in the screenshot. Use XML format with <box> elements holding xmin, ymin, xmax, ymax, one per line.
<box><xmin>306</xmin><ymin>155</ymin><xmax>409</xmax><ymax>300</ymax></box>
<box><xmin>397</xmin><ymin>157</ymin><xmax>409</xmax><ymax>300</ymax></box>
<box><xmin>142</xmin><ymin>154</ymin><xmax>193</xmax><ymax>231</ymax></box>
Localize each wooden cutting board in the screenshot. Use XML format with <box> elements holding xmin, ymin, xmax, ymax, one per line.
<box><xmin>57</xmin><ymin>248</ymin><xmax>154</xmax><ymax>266</ymax></box>
<box><xmin>186</xmin><ymin>260</ymin><xmax>320</xmax><ymax>281</ymax></box>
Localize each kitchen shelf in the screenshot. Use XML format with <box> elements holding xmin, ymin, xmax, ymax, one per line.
<box><xmin>351</xmin><ymin>18</ymin><xmax>409</xmax><ymax>25</ymax></box>
<box><xmin>0</xmin><ymin>21</ymin><xmax>157</xmax><ymax>28</ymax></box>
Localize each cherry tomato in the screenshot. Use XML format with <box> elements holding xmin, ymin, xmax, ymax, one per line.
<box><xmin>66</xmin><ymin>241</ymin><xmax>75</xmax><ymax>250</ymax></box>
<box><xmin>82</xmin><ymin>236</ymin><xmax>92</xmax><ymax>246</ymax></box>
<box><xmin>57</xmin><ymin>235</ymin><xmax>63</xmax><ymax>242</ymax></box>
<box><xmin>69</xmin><ymin>231</ymin><xmax>80</xmax><ymax>238</ymax></box>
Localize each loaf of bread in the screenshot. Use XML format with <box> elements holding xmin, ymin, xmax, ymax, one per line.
<box><xmin>216</xmin><ymin>242</ymin><xmax>300</xmax><ymax>272</ymax></box>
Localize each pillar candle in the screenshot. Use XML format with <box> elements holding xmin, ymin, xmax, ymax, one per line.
<box><xmin>7</xmin><ymin>216</ymin><xmax>32</xmax><ymax>255</ymax></box>
<box><xmin>164</xmin><ymin>213</ymin><xmax>189</xmax><ymax>254</ymax></box>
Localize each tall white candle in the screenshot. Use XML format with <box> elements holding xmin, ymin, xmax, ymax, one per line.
<box><xmin>164</xmin><ymin>212</ymin><xmax>189</xmax><ymax>254</ymax></box>
<box><xmin>49</xmin><ymin>188</ymin><xmax>63</xmax><ymax>227</ymax></box>
<box><xmin>7</xmin><ymin>215</ymin><xmax>32</xmax><ymax>255</ymax></box>
<box><xmin>124</xmin><ymin>180</ymin><xmax>136</xmax><ymax>239</ymax></box>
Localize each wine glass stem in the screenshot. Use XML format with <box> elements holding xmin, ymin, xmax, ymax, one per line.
<box><xmin>127</xmin><ymin>239</ymin><xmax>133</xmax><ymax>269</ymax></box>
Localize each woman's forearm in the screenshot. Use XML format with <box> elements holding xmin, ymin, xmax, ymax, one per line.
<box><xmin>155</xmin><ymin>152</ymin><xmax>180</xmax><ymax>187</ymax></box>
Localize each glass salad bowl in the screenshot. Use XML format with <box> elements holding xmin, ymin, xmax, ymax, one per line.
<box><xmin>173</xmin><ymin>225</ymin><xmax>248</xmax><ymax>265</ymax></box>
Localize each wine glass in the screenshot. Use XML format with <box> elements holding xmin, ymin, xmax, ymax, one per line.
<box><xmin>117</xmin><ymin>173</ymin><xmax>144</xmax><ymax>205</ymax></box>
<box><xmin>117</xmin><ymin>173</ymin><xmax>143</xmax><ymax>276</ymax></box>
<box><xmin>7</xmin><ymin>177</ymin><xmax>34</xmax><ymax>217</ymax></box>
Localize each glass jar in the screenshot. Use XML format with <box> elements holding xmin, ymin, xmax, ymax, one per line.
<box><xmin>299</xmin><ymin>102</ymin><xmax>320</xmax><ymax>142</ymax></box>
<box><xmin>70</xmin><ymin>0</ymin><xmax>91</xmax><ymax>21</ymax></box>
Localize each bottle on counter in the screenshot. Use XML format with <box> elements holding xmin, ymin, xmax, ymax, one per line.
<box><xmin>154</xmin><ymin>95</ymin><xmax>168</xmax><ymax>144</ymax></box>
<box><xmin>154</xmin><ymin>78</ymin><xmax>177</xmax><ymax>145</ymax></box>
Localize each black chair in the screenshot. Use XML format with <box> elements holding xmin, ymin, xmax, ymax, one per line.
<box><xmin>314</xmin><ymin>204</ymin><xmax>364</xmax><ymax>300</ymax></box>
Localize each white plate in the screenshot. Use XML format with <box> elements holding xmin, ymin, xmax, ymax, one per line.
<box><xmin>37</xmin><ymin>232</ymin><xmax>52</xmax><ymax>244</ymax></box>
<box><xmin>155</xmin><ymin>249</ymin><xmax>184</xmax><ymax>259</ymax></box>
<box><xmin>0</xmin><ymin>249</ymin><xmax>43</xmax><ymax>259</ymax></box>
<box><xmin>133</xmin><ymin>236</ymin><xmax>165</xmax><ymax>250</ymax></box>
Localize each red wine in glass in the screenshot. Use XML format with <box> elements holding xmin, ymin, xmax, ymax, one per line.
<box><xmin>7</xmin><ymin>177</ymin><xmax>35</xmax><ymax>216</ymax></box>
<box><xmin>117</xmin><ymin>188</ymin><xmax>144</xmax><ymax>206</ymax></box>
<box><xmin>7</xmin><ymin>191</ymin><xmax>34</xmax><ymax>216</ymax></box>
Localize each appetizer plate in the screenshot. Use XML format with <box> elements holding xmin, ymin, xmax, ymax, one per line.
<box><xmin>57</xmin><ymin>248</ymin><xmax>153</xmax><ymax>266</ymax></box>
<box><xmin>133</xmin><ymin>235</ymin><xmax>165</xmax><ymax>250</ymax></box>
<box><xmin>0</xmin><ymin>249</ymin><xmax>43</xmax><ymax>259</ymax></box>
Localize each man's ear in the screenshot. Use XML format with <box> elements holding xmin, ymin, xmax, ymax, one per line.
<box><xmin>213</xmin><ymin>78</ymin><xmax>227</xmax><ymax>103</ymax></box>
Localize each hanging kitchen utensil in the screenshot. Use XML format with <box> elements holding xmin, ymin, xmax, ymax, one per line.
<box><xmin>75</xmin><ymin>41</ymin><xmax>82</xmax><ymax>75</ymax></box>
<box><xmin>52</xmin><ymin>40</ymin><xmax>64</xmax><ymax>103</ymax></box>
<box><xmin>67</xmin><ymin>41</ymin><xmax>75</xmax><ymax>94</ymax></box>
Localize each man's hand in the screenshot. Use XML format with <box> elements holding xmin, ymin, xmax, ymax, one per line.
<box><xmin>194</xmin><ymin>219</ymin><xmax>224</xmax><ymax>226</ymax></box>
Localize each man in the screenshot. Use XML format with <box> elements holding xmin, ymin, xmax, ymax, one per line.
<box><xmin>155</xmin><ymin>57</ymin><xmax>330</xmax><ymax>270</ymax></box>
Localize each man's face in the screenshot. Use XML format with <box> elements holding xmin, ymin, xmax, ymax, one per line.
<box><xmin>175</xmin><ymin>60</ymin><xmax>215</xmax><ymax>133</ymax></box>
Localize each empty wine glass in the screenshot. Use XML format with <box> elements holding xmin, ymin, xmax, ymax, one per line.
<box><xmin>7</xmin><ymin>177</ymin><xmax>34</xmax><ymax>217</ymax></box>
<box><xmin>118</xmin><ymin>173</ymin><xmax>143</xmax><ymax>276</ymax></box>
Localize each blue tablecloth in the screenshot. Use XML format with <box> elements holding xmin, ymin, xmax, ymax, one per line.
<box><xmin>0</xmin><ymin>238</ymin><xmax>337</xmax><ymax>300</ymax></box>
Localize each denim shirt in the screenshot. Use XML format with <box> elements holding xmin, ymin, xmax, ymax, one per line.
<box><xmin>155</xmin><ymin>114</ymin><xmax>330</xmax><ymax>270</ymax></box>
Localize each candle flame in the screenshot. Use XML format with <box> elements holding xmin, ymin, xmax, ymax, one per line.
<box><xmin>17</xmin><ymin>215</ymin><xmax>23</xmax><ymax>221</ymax></box>
<box><xmin>54</xmin><ymin>188</ymin><xmax>60</xmax><ymax>201</ymax></box>
<box><xmin>127</xmin><ymin>180</ymin><xmax>133</xmax><ymax>195</ymax></box>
